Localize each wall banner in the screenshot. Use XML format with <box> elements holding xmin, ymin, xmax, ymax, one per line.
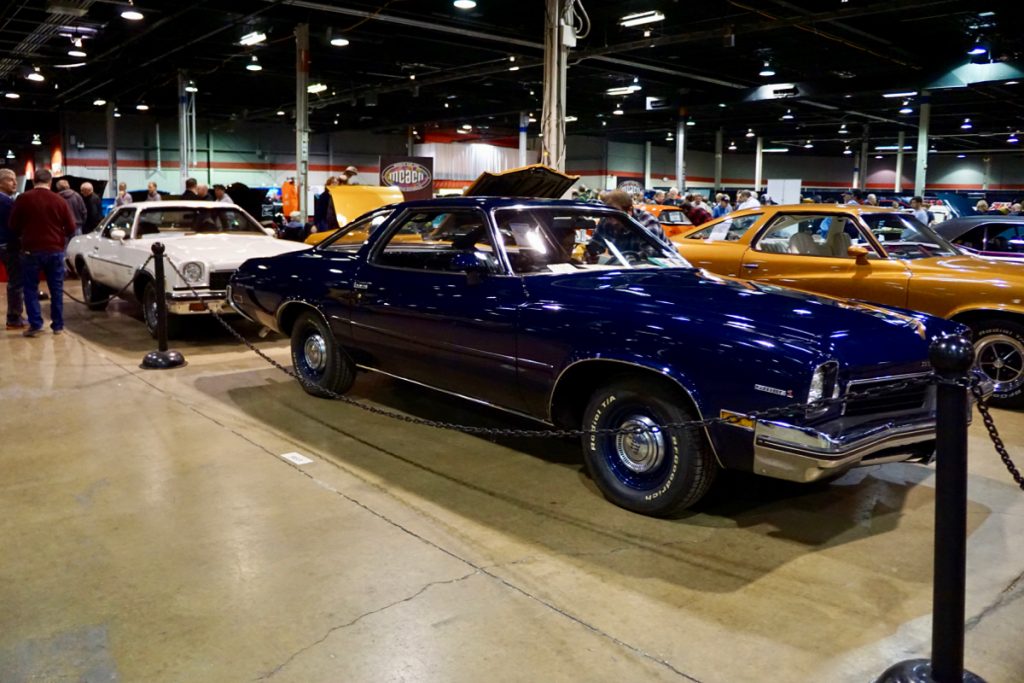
<box><xmin>379</xmin><ymin>156</ymin><xmax>434</xmax><ymax>200</ymax></box>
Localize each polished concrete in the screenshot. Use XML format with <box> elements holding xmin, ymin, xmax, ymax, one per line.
<box><xmin>1</xmin><ymin>285</ymin><xmax>1023</xmax><ymax>682</ymax></box>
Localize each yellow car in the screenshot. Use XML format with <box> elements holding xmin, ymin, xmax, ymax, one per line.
<box><xmin>672</xmin><ymin>203</ymin><xmax>1024</xmax><ymax>406</ymax></box>
<box><xmin>305</xmin><ymin>185</ymin><xmax>404</xmax><ymax>246</ymax></box>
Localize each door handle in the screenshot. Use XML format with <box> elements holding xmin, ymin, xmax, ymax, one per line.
<box><xmin>741</xmin><ymin>263</ymin><xmax>760</xmax><ymax>270</ymax></box>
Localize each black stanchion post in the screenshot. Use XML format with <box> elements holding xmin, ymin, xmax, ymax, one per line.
<box><xmin>876</xmin><ymin>334</ymin><xmax>984</xmax><ymax>683</ymax></box>
<box><xmin>141</xmin><ymin>242</ymin><xmax>186</xmax><ymax>370</ymax></box>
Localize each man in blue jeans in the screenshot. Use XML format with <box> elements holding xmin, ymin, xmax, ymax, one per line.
<box><xmin>9</xmin><ymin>168</ymin><xmax>77</xmax><ymax>337</ymax></box>
<box><xmin>0</xmin><ymin>168</ymin><xmax>25</xmax><ymax>329</ymax></box>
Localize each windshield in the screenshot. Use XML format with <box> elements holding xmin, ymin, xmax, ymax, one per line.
<box><xmin>493</xmin><ymin>207</ymin><xmax>691</xmax><ymax>274</ymax></box>
<box><xmin>861</xmin><ymin>213</ymin><xmax>958</xmax><ymax>259</ymax></box>
<box><xmin>136</xmin><ymin>207</ymin><xmax>264</xmax><ymax>237</ymax></box>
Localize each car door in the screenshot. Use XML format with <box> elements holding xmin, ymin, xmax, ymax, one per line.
<box><xmin>675</xmin><ymin>213</ymin><xmax>763</xmax><ymax>276</ymax></box>
<box><xmin>87</xmin><ymin>207</ymin><xmax>136</xmax><ymax>285</ymax></box>
<box><xmin>739</xmin><ymin>212</ymin><xmax>911</xmax><ymax>308</ymax></box>
<box><xmin>349</xmin><ymin>207</ymin><xmax>529</xmax><ymax>411</ymax></box>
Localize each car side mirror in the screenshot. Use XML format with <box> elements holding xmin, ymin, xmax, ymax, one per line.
<box><xmin>108</xmin><ymin>228</ymin><xmax>127</xmax><ymax>241</ymax></box>
<box><xmin>848</xmin><ymin>244</ymin><xmax>870</xmax><ymax>265</ymax></box>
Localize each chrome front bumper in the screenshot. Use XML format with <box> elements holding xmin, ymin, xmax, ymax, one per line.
<box><xmin>752</xmin><ymin>416</ymin><xmax>938</xmax><ymax>482</ymax></box>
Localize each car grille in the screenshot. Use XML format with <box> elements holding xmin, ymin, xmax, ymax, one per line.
<box><xmin>844</xmin><ymin>376</ymin><xmax>930</xmax><ymax>417</ymax></box>
<box><xmin>208</xmin><ymin>271</ymin><xmax>233</xmax><ymax>291</ymax></box>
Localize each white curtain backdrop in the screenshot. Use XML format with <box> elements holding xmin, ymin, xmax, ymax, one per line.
<box><xmin>414</xmin><ymin>142</ymin><xmax>539</xmax><ymax>180</ymax></box>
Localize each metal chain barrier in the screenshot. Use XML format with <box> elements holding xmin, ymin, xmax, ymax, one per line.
<box><xmin>64</xmin><ymin>255</ymin><xmax>154</xmax><ymax>308</ymax></box>
<box><xmin>971</xmin><ymin>382</ymin><xmax>1024</xmax><ymax>491</ymax></box>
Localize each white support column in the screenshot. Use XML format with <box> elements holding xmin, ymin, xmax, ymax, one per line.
<box><xmin>675</xmin><ymin>119</ymin><xmax>686</xmax><ymax>190</ymax></box>
<box><xmin>295</xmin><ymin>23</ymin><xmax>310</xmax><ymax>218</ymax></box>
<box><xmin>106</xmin><ymin>102</ymin><xmax>117</xmax><ymax>197</ymax></box>
<box><xmin>754</xmin><ymin>136</ymin><xmax>764</xmax><ymax>194</ymax></box>
<box><xmin>177</xmin><ymin>71</ymin><xmax>190</xmax><ymax>188</ymax></box>
<box><xmin>858</xmin><ymin>124</ymin><xmax>870</xmax><ymax>191</ymax></box>
<box><xmin>914</xmin><ymin>91</ymin><xmax>931</xmax><ymax>197</ymax></box>
<box><xmin>983</xmin><ymin>156</ymin><xmax>991</xmax><ymax>191</ymax></box>
<box><xmin>894</xmin><ymin>130</ymin><xmax>905</xmax><ymax>193</ymax></box>
<box><xmin>643</xmin><ymin>141</ymin><xmax>652</xmax><ymax>189</ymax></box>
<box><xmin>541</xmin><ymin>0</ymin><xmax>571</xmax><ymax>170</ymax></box>
<box><xmin>714</xmin><ymin>127</ymin><xmax>723</xmax><ymax>191</ymax></box>
<box><xmin>519</xmin><ymin>112</ymin><xmax>529</xmax><ymax>167</ymax></box>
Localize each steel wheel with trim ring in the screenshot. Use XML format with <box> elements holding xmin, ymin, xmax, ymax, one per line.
<box><xmin>290</xmin><ymin>310</ymin><xmax>355</xmax><ymax>398</ymax></box>
<box><xmin>80</xmin><ymin>265</ymin><xmax>110</xmax><ymax>311</ymax></box>
<box><xmin>142</xmin><ymin>280</ymin><xmax>183</xmax><ymax>339</ymax></box>
<box><xmin>581</xmin><ymin>378</ymin><xmax>718</xmax><ymax>516</ymax></box>
<box><xmin>972</xmin><ymin>320</ymin><xmax>1024</xmax><ymax>409</ymax></box>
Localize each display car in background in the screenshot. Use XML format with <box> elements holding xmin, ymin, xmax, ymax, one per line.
<box><xmin>934</xmin><ymin>216</ymin><xmax>1024</xmax><ymax>261</ymax></box>
<box><xmin>66</xmin><ymin>201</ymin><xmax>310</xmax><ymax>337</ymax></box>
<box><xmin>228</xmin><ymin>195</ymin><xmax>969</xmax><ymax>516</ymax></box>
<box><xmin>304</xmin><ymin>185</ymin><xmax>406</xmax><ymax>245</ymax></box>
<box><xmin>672</xmin><ymin>204</ymin><xmax>1024</xmax><ymax>406</ymax></box>
<box><xmin>638</xmin><ymin>203</ymin><xmax>692</xmax><ymax>237</ymax></box>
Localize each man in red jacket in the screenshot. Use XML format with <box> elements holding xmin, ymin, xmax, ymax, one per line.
<box><xmin>9</xmin><ymin>168</ymin><xmax>77</xmax><ymax>337</ymax></box>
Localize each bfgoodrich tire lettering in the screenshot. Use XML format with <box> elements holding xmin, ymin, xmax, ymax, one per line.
<box><xmin>290</xmin><ymin>310</ymin><xmax>355</xmax><ymax>398</ymax></box>
<box><xmin>581</xmin><ymin>378</ymin><xmax>718</xmax><ymax>516</ymax></box>
<box><xmin>972</xmin><ymin>320</ymin><xmax>1024</xmax><ymax>409</ymax></box>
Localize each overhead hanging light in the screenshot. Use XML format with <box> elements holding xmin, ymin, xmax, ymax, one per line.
<box><xmin>685</xmin><ymin>118</ymin><xmax>695</xmax><ymax>127</ymax></box>
<box><xmin>1009</xmin><ymin>132</ymin><xmax>1020</xmax><ymax>144</ymax></box>
<box><xmin>759</xmin><ymin>61</ymin><xmax>776</xmax><ymax>77</ymax></box>
<box><xmin>564</xmin><ymin>115</ymin><xmax>578</xmax><ymax>122</ymax></box>
<box><xmin>246</xmin><ymin>55</ymin><xmax>262</xmax><ymax>71</ymax></box>
<box><xmin>307</xmin><ymin>82</ymin><xmax>327</xmax><ymax>94</ymax></box>
<box><xmin>883</xmin><ymin>90</ymin><xmax>918</xmax><ymax>98</ymax></box>
<box><xmin>184</xmin><ymin>80</ymin><xmax>198</xmax><ymax>93</ymax></box>
<box><xmin>330</xmin><ymin>36</ymin><xmax>350</xmax><ymax>47</ymax></box>
<box><xmin>843</xmin><ymin>146</ymin><xmax>852</xmax><ymax>155</ymax></box>
<box><xmin>745</xmin><ymin>128</ymin><xmax>755</xmax><ymax>138</ymax></box>
<box><xmin>957</xmin><ymin>153</ymin><xmax>967</xmax><ymax>158</ymax></box>
<box><xmin>606</xmin><ymin>85</ymin><xmax>642</xmax><ymax>96</ymax></box>
<box><xmin>727</xmin><ymin>141</ymin><xmax>737</xmax><ymax>151</ymax></box>
<box><xmin>620</xmin><ymin>11</ymin><xmax>665</xmax><ymax>27</ymax></box>
<box><xmin>31</xmin><ymin>134</ymin><xmax>42</xmax><ymax>146</ymax></box>
<box><xmin>781</xmin><ymin>109</ymin><xmax>794</xmax><ymax>120</ymax></box>
<box><xmin>612</xmin><ymin>105</ymin><xmax>624</xmax><ymax>115</ymax></box>
<box><xmin>93</xmin><ymin>98</ymin><xmax>106</xmax><ymax>106</ymax></box>
<box><xmin>961</xmin><ymin>117</ymin><xmax>973</xmax><ymax>130</ymax></box>
<box><xmin>5</xmin><ymin>149</ymin><xmax>14</xmax><ymax>159</ymax></box>
<box><xmin>4</xmin><ymin>92</ymin><xmax>20</xmax><ymax>99</ymax></box>
<box><xmin>1005</xmin><ymin>80</ymin><xmax>1019</xmax><ymax>86</ymax></box>
<box><xmin>967</xmin><ymin>40</ymin><xmax>987</xmax><ymax>56</ymax></box>
<box><xmin>135</xmin><ymin>102</ymin><xmax>149</xmax><ymax>111</ymax></box>
<box><xmin>121</xmin><ymin>1</ymin><xmax>144</xmax><ymax>21</ymax></box>
<box><xmin>68</xmin><ymin>48</ymin><xmax>87</xmax><ymax>58</ymax></box>
<box><xmin>899</xmin><ymin>100</ymin><xmax>913</xmax><ymax>114</ymax></box>
<box><xmin>239</xmin><ymin>31</ymin><xmax>267</xmax><ymax>46</ymax></box>
<box><xmin>26</xmin><ymin>67</ymin><xmax>44</xmax><ymax>82</ymax></box>
<box><xmin>276</xmin><ymin>109</ymin><xmax>286</xmax><ymax>116</ymax></box>
<box><xmin>839</xmin><ymin>123</ymin><xmax>849</xmax><ymax>135</ymax></box>
<box><xmin>113</xmin><ymin>108</ymin><xmax>121</xmax><ymax>118</ymax></box>
<box><xmin>803</xmin><ymin>140</ymin><xmax>814</xmax><ymax>149</ymax></box>
<box><xmin>453</xmin><ymin>0</ymin><xmax>477</xmax><ymax>9</ymax></box>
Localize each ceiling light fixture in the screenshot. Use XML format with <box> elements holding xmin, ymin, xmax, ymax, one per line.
<box><xmin>745</xmin><ymin>128</ymin><xmax>755</xmax><ymax>138</ymax></box>
<box><xmin>185</xmin><ymin>80</ymin><xmax>198</xmax><ymax>93</ymax></box>
<box><xmin>843</xmin><ymin>146</ymin><xmax>852</xmax><ymax>155</ymax></box>
<box><xmin>967</xmin><ymin>41</ymin><xmax>987</xmax><ymax>56</ymax></box>
<box><xmin>31</xmin><ymin>134</ymin><xmax>41</xmax><ymax>146</ymax></box>
<box><xmin>685</xmin><ymin>119</ymin><xmax>695</xmax><ymax>127</ymax></box>
<box><xmin>239</xmin><ymin>31</ymin><xmax>266</xmax><ymax>46</ymax></box>
<box><xmin>1009</xmin><ymin>132</ymin><xmax>1020</xmax><ymax>144</ymax></box>
<box><xmin>276</xmin><ymin>110</ymin><xmax>285</xmax><ymax>116</ymax></box>
<box><xmin>883</xmin><ymin>90</ymin><xmax>918</xmax><ymax>98</ymax></box>
<box><xmin>121</xmin><ymin>1</ymin><xmax>143</xmax><ymax>21</ymax></box>
<box><xmin>763</xmin><ymin>148</ymin><xmax>789</xmax><ymax>153</ymax></box>
<box><xmin>68</xmin><ymin>48</ymin><xmax>87</xmax><ymax>58</ymax></box>
<box><xmin>453</xmin><ymin>0</ymin><xmax>477</xmax><ymax>9</ymax></box>
<box><xmin>620</xmin><ymin>10</ymin><xmax>665</xmax><ymax>27</ymax></box>
<box><xmin>461</xmin><ymin>123</ymin><xmax>472</xmax><ymax>130</ymax></box>
<box><xmin>781</xmin><ymin>109</ymin><xmax>794</xmax><ymax>120</ymax></box>
<box><xmin>1005</xmin><ymin>80</ymin><xmax>1019</xmax><ymax>86</ymax></box>
<box><xmin>899</xmin><ymin>101</ymin><xmax>913</xmax><ymax>114</ymax></box>
<box><xmin>957</xmin><ymin>153</ymin><xmax>967</xmax><ymax>158</ymax></box>
<box><xmin>93</xmin><ymin>98</ymin><xmax>106</xmax><ymax>106</ymax></box>
<box><xmin>961</xmin><ymin>117</ymin><xmax>973</xmax><ymax>130</ymax></box>
<box><xmin>565</xmin><ymin>115</ymin><xmax>578</xmax><ymax>122</ymax></box>
<box><xmin>5</xmin><ymin>92</ymin><xmax>20</xmax><ymax>99</ymax></box>
<box><xmin>612</xmin><ymin>106</ymin><xmax>624</xmax><ymax>115</ymax></box>
<box><xmin>330</xmin><ymin>36</ymin><xmax>350</xmax><ymax>47</ymax></box>
<box><xmin>728</xmin><ymin>141</ymin><xmax>737</xmax><ymax>151</ymax></box>
<box><xmin>5</xmin><ymin>150</ymin><xmax>13</xmax><ymax>159</ymax></box>
<box><xmin>804</xmin><ymin>140</ymin><xmax>813</xmax><ymax>149</ymax></box>
<box><xmin>26</xmin><ymin>67</ymin><xmax>44</xmax><ymax>82</ymax></box>
<box><xmin>408</xmin><ymin>73</ymin><xmax>416</xmax><ymax>80</ymax></box>
<box><xmin>135</xmin><ymin>102</ymin><xmax>149</xmax><ymax>111</ymax></box>
<box><xmin>113</xmin><ymin>108</ymin><xmax>121</xmax><ymax>118</ymax></box>
<box><xmin>875</xmin><ymin>155</ymin><xmax>883</xmax><ymax>159</ymax></box>
<box><xmin>307</xmin><ymin>82</ymin><xmax>327</xmax><ymax>94</ymax></box>
<box><xmin>508</xmin><ymin>65</ymin><xmax>519</xmax><ymax>71</ymax></box>
<box><xmin>246</xmin><ymin>55</ymin><xmax>262</xmax><ymax>71</ymax></box>
<box><xmin>759</xmin><ymin>61</ymin><xmax>776</xmax><ymax>77</ymax></box>
<box><xmin>606</xmin><ymin>85</ymin><xmax>642</xmax><ymax>96</ymax></box>
<box><xmin>839</xmin><ymin>123</ymin><xmax>849</xmax><ymax>135</ymax></box>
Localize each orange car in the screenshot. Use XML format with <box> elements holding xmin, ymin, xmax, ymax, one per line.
<box><xmin>672</xmin><ymin>204</ymin><xmax>1024</xmax><ymax>406</ymax></box>
<box><xmin>637</xmin><ymin>203</ymin><xmax>691</xmax><ymax>237</ymax></box>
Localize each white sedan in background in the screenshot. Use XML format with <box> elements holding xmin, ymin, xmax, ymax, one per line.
<box><xmin>66</xmin><ymin>201</ymin><xmax>309</xmax><ymax>337</ymax></box>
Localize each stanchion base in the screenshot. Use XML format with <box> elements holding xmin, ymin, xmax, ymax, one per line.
<box><xmin>140</xmin><ymin>350</ymin><xmax>187</xmax><ymax>370</ymax></box>
<box><xmin>876</xmin><ymin>659</ymin><xmax>986</xmax><ymax>683</ymax></box>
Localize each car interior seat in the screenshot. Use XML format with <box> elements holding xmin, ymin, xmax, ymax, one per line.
<box><xmin>825</xmin><ymin>218</ymin><xmax>853</xmax><ymax>257</ymax></box>
<box><xmin>788</xmin><ymin>231</ymin><xmax>824</xmax><ymax>256</ymax></box>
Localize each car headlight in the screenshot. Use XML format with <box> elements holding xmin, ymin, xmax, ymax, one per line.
<box><xmin>181</xmin><ymin>262</ymin><xmax>205</xmax><ymax>284</ymax></box>
<box><xmin>807</xmin><ymin>361</ymin><xmax>840</xmax><ymax>415</ymax></box>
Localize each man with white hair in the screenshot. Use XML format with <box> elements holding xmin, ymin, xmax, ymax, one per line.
<box><xmin>80</xmin><ymin>182</ymin><xmax>102</xmax><ymax>233</ymax></box>
<box><xmin>0</xmin><ymin>168</ymin><xmax>25</xmax><ymax>329</ymax></box>
<box><xmin>736</xmin><ymin>190</ymin><xmax>761</xmax><ymax>211</ymax></box>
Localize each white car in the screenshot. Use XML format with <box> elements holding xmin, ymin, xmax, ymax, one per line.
<box><xmin>66</xmin><ymin>201</ymin><xmax>310</xmax><ymax>337</ymax></box>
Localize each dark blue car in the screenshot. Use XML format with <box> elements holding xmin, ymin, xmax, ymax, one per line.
<box><xmin>227</xmin><ymin>196</ymin><xmax>965</xmax><ymax>516</ymax></box>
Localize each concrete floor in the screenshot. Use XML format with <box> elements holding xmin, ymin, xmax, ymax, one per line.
<box><xmin>1</xmin><ymin>285</ymin><xmax>1023</xmax><ymax>683</ymax></box>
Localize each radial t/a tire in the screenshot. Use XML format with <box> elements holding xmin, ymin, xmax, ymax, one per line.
<box><xmin>290</xmin><ymin>310</ymin><xmax>355</xmax><ymax>398</ymax></box>
<box><xmin>581</xmin><ymin>378</ymin><xmax>718</xmax><ymax>517</ymax></box>
<box><xmin>972</xmin><ymin>320</ymin><xmax>1024</xmax><ymax>409</ymax></box>
<box><xmin>80</xmin><ymin>265</ymin><xmax>110</xmax><ymax>311</ymax></box>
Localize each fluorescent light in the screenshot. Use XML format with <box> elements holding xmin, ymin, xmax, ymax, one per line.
<box><xmin>685</xmin><ymin>119</ymin><xmax>695</xmax><ymax>126</ymax></box>
<box><xmin>759</xmin><ymin>61</ymin><xmax>776</xmax><ymax>77</ymax></box>
<box><xmin>26</xmin><ymin>69</ymin><xmax>44</xmax><ymax>82</ymax></box>
<box><xmin>843</xmin><ymin>147</ymin><xmax>852</xmax><ymax>155</ymax></box>
<box><xmin>564</xmin><ymin>115</ymin><xmax>578</xmax><ymax>122</ymax></box>
<box><xmin>1006</xmin><ymin>80</ymin><xmax>1019</xmax><ymax>86</ymax></box>
<box><xmin>620</xmin><ymin>10</ymin><xmax>665</xmax><ymax>27</ymax></box>
<box><xmin>875</xmin><ymin>145</ymin><xmax>913</xmax><ymax>151</ymax></box>
<box><xmin>883</xmin><ymin>90</ymin><xmax>918</xmax><ymax>98</ymax></box>
<box><xmin>93</xmin><ymin>98</ymin><xmax>106</xmax><ymax>106</ymax></box>
<box><xmin>185</xmin><ymin>80</ymin><xmax>198</xmax><ymax>93</ymax></box>
<box><xmin>612</xmin><ymin>107</ymin><xmax>624</xmax><ymax>115</ymax></box>
<box><xmin>606</xmin><ymin>85</ymin><xmax>641</xmax><ymax>96</ymax></box>
<box><xmin>54</xmin><ymin>63</ymin><xmax>85</xmax><ymax>69</ymax></box>
<box><xmin>5</xmin><ymin>92</ymin><xmax>19</xmax><ymax>99</ymax></box>
<box><xmin>68</xmin><ymin>49</ymin><xmax>87</xmax><ymax>58</ymax></box>
<box><xmin>453</xmin><ymin>0</ymin><xmax>476</xmax><ymax>9</ymax></box>
<box><xmin>763</xmin><ymin>148</ymin><xmax>789</xmax><ymax>153</ymax></box>
<box><xmin>246</xmin><ymin>56</ymin><xmax>262</xmax><ymax>71</ymax></box>
<box><xmin>330</xmin><ymin>36</ymin><xmax>350</xmax><ymax>47</ymax></box>
<box><xmin>957</xmin><ymin>153</ymin><xmax>967</xmax><ymax>158</ymax></box>
<box><xmin>239</xmin><ymin>31</ymin><xmax>266</xmax><ymax>46</ymax></box>
<box><xmin>508</xmin><ymin>66</ymin><xmax>519</xmax><ymax>71</ymax></box>
<box><xmin>136</xmin><ymin>103</ymin><xmax>149</xmax><ymax>111</ymax></box>
<box><xmin>967</xmin><ymin>44</ymin><xmax>987</xmax><ymax>56</ymax></box>
<box><xmin>875</xmin><ymin>155</ymin><xmax>883</xmax><ymax>159</ymax></box>
<box><xmin>276</xmin><ymin>110</ymin><xmax>285</xmax><ymax>116</ymax></box>
<box><xmin>307</xmin><ymin>83</ymin><xmax>327</xmax><ymax>94</ymax></box>
<box><xmin>899</xmin><ymin>102</ymin><xmax>913</xmax><ymax>114</ymax></box>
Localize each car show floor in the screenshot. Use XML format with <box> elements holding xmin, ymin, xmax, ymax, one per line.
<box><xmin>2</xmin><ymin>287</ymin><xmax>1024</xmax><ymax>683</ymax></box>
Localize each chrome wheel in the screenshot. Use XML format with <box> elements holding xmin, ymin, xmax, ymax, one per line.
<box><xmin>613</xmin><ymin>415</ymin><xmax>665</xmax><ymax>474</ymax></box>
<box><xmin>975</xmin><ymin>334</ymin><xmax>1024</xmax><ymax>394</ymax></box>
<box><xmin>303</xmin><ymin>334</ymin><xmax>328</xmax><ymax>373</ymax></box>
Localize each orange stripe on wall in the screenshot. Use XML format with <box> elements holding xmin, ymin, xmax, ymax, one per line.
<box><xmin>65</xmin><ymin>158</ymin><xmax>378</xmax><ymax>174</ymax></box>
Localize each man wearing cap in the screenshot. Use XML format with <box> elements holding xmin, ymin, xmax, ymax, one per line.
<box><xmin>339</xmin><ymin>166</ymin><xmax>359</xmax><ymax>185</ymax></box>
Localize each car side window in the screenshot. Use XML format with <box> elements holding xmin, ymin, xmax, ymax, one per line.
<box><xmin>321</xmin><ymin>211</ymin><xmax>392</xmax><ymax>251</ymax></box>
<box><xmin>103</xmin><ymin>208</ymin><xmax>135</xmax><ymax>237</ymax></box>
<box><xmin>985</xmin><ymin>224</ymin><xmax>1024</xmax><ymax>253</ymax></box>
<box><xmin>950</xmin><ymin>225</ymin><xmax>987</xmax><ymax>251</ymax></box>
<box><xmin>754</xmin><ymin>214</ymin><xmax>877</xmax><ymax>258</ymax></box>
<box><xmin>371</xmin><ymin>209</ymin><xmax>502</xmax><ymax>274</ymax></box>
<box><xmin>686</xmin><ymin>213</ymin><xmax>761</xmax><ymax>241</ymax></box>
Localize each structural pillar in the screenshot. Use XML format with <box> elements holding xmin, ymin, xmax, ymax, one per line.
<box><xmin>858</xmin><ymin>124</ymin><xmax>870</xmax><ymax>191</ymax></box>
<box><xmin>894</xmin><ymin>130</ymin><xmax>905</xmax><ymax>193</ymax></box>
<box><xmin>714</xmin><ymin>127</ymin><xmax>723</xmax><ymax>191</ymax></box>
<box><xmin>106</xmin><ymin>102</ymin><xmax>117</xmax><ymax>197</ymax></box>
<box><xmin>674</xmin><ymin>119</ymin><xmax>686</xmax><ymax>191</ymax></box>
<box><xmin>541</xmin><ymin>0</ymin><xmax>571</xmax><ymax>171</ymax></box>
<box><xmin>295</xmin><ymin>23</ymin><xmax>310</xmax><ymax>219</ymax></box>
<box><xmin>754</xmin><ymin>136</ymin><xmax>764</xmax><ymax>193</ymax></box>
<box><xmin>914</xmin><ymin>91</ymin><xmax>931</xmax><ymax>197</ymax></box>
<box><xmin>643</xmin><ymin>141</ymin><xmax>652</xmax><ymax>190</ymax></box>
<box><xmin>177</xmin><ymin>71</ymin><xmax>190</xmax><ymax>188</ymax></box>
<box><xmin>982</xmin><ymin>156</ymin><xmax>991</xmax><ymax>191</ymax></box>
<box><xmin>519</xmin><ymin>112</ymin><xmax>529</xmax><ymax>167</ymax></box>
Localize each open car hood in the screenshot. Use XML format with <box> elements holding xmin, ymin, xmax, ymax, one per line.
<box><xmin>463</xmin><ymin>164</ymin><xmax>578</xmax><ymax>199</ymax></box>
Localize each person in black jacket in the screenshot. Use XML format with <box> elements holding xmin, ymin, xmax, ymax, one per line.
<box><xmin>80</xmin><ymin>182</ymin><xmax>103</xmax><ymax>234</ymax></box>
<box><xmin>181</xmin><ymin>177</ymin><xmax>198</xmax><ymax>200</ymax></box>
